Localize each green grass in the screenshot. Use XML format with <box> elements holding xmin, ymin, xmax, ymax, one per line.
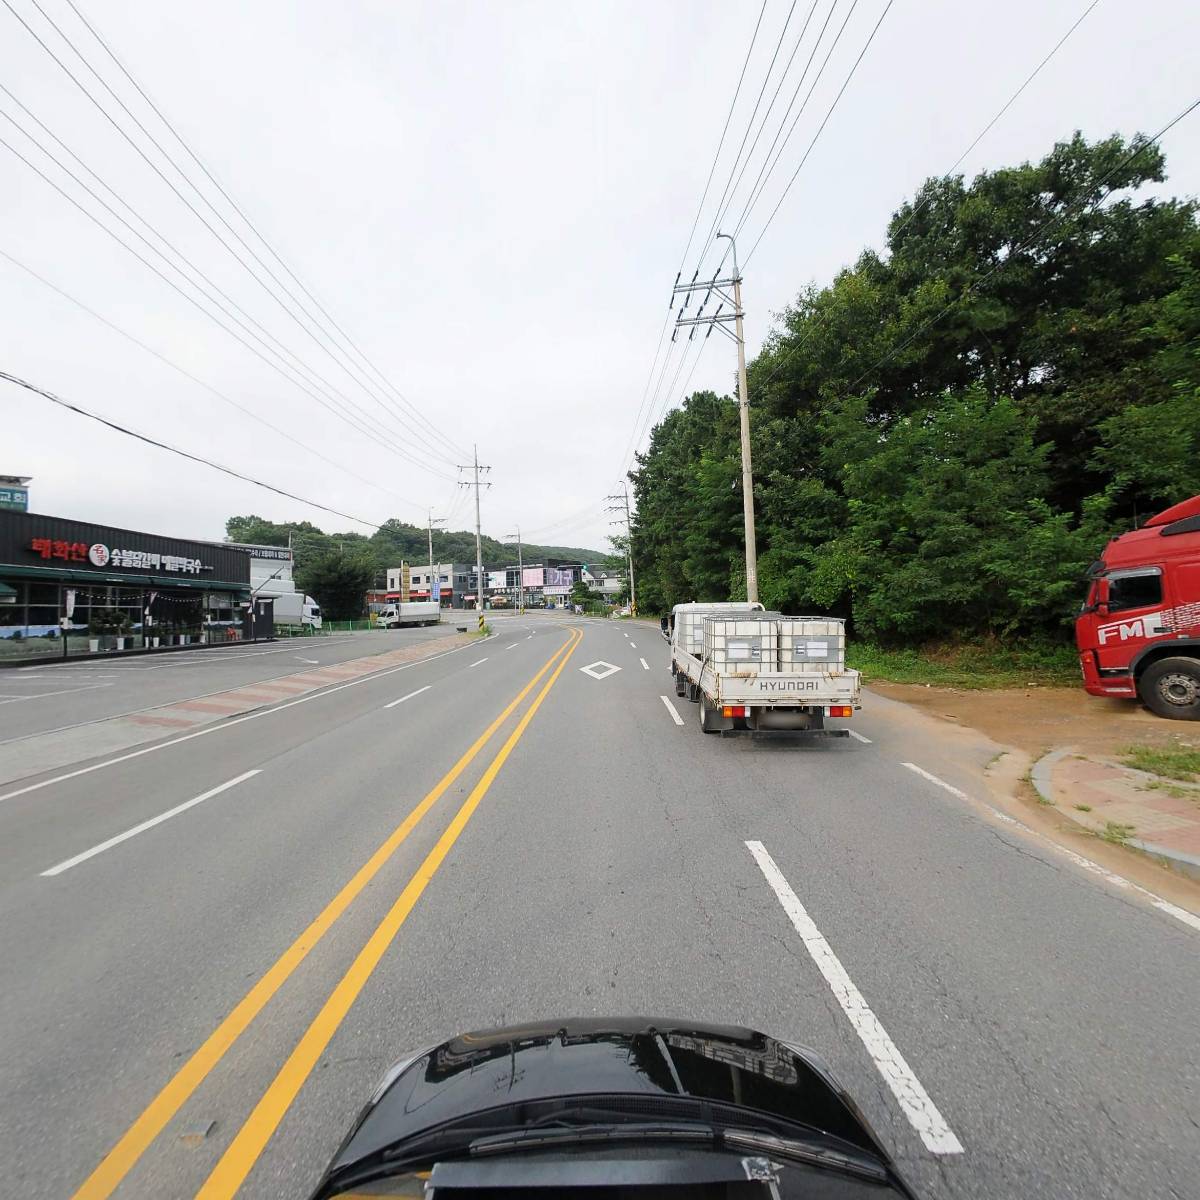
<box><xmin>847</xmin><ymin>641</ymin><xmax>1079</xmax><ymax>689</ymax></box>
<box><xmin>1101</xmin><ymin>820</ymin><xmax>1136</xmax><ymax>846</ymax></box>
<box><xmin>1119</xmin><ymin>745</ymin><xmax>1200</xmax><ymax>782</ymax></box>
<box><xmin>1074</xmin><ymin>803</ymin><xmax>1093</xmax><ymax>812</ymax></box>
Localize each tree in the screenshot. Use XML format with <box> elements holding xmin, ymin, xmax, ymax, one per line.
<box><xmin>629</xmin><ymin>131</ymin><xmax>1199</xmax><ymax>645</ymax></box>
<box><xmin>295</xmin><ymin>550</ymin><xmax>375</xmax><ymax>621</ymax></box>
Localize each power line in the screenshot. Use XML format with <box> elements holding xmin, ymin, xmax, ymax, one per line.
<box><xmin>750</xmin><ymin>2</ymin><xmax>1122</xmax><ymax>395</ymax></box>
<box><xmin>0</xmin><ymin>247</ymin><xmax>428</xmax><ymax>511</ymax></box>
<box><xmin>726</xmin><ymin>0</ymin><xmax>845</xmax><ymax>241</ymax></box>
<box><xmin>743</xmin><ymin>0</ymin><xmax>895</xmax><ymax>266</ymax></box>
<box><xmin>887</xmin><ymin>0</ymin><xmax>1102</xmax><ymax>247</ymax></box>
<box><xmin>5</xmin><ymin>0</ymin><xmax>463</xmax><ymax>469</ymax></box>
<box><xmin>1</xmin><ymin>369</ymin><xmax>389</xmax><ymax>531</ymax></box>
<box><xmin>60</xmin><ymin>0</ymin><xmax>467</xmax><ymax>465</ymax></box>
<box><xmin>843</xmin><ymin>99</ymin><xmax>1200</xmax><ymax>391</ymax></box>
<box><xmin>695</xmin><ymin>0</ymin><xmax>801</xmax><ymax>269</ymax></box>
<box><xmin>617</xmin><ymin>1</ymin><xmax>768</xmax><ymax>484</ymax></box>
<box><xmin>0</xmin><ymin>118</ymin><xmax>457</xmax><ymax>482</ymax></box>
<box><xmin>706</xmin><ymin>0</ymin><xmax>825</xmax><ymax>247</ymax></box>
<box><xmin>0</xmin><ymin>90</ymin><xmax>456</xmax><ymax>483</ymax></box>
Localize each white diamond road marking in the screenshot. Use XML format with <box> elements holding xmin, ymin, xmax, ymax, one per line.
<box><xmin>580</xmin><ymin>661</ymin><xmax>621</xmax><ymax>681</ymax></box>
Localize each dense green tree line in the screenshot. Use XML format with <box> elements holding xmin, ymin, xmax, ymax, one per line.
<box><xmin>630</xmin><ymin>133</ymin><xmax>1200</xmax><ymax>642</ymax></box>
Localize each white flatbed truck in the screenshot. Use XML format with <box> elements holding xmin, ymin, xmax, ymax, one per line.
<box><xmin>661</xmin><ymin>601</ymin><xmax>861</xmax><ymax>736</ymax></box>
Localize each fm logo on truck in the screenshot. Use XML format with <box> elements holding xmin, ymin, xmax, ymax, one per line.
<box><xmin>1096</xmin><ymin>612</ymin><xmax>1164</xmax><ymax>645</ymax></box>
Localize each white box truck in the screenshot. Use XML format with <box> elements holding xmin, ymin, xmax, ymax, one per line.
<box><xmin>272</xmin><ymin>592</ymin><xmax>322</xmax><ymax>630</ymax></box>
<box><xmin>376</xmin><ymin>601</ymin><xmax>442</xmax><ymax>629</ymax></box>
<box><xmin>661</xmin><ymin>602</ymin><xmax>860</xmax><ymax>736</ymax></box>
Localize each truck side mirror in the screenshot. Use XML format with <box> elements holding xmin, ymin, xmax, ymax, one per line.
<box><xmin>659</xmin><ymin>616</ymin><xmax>671</xmax><ymax>641</ymax></box>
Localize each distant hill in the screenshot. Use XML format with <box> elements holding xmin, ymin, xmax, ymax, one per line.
<box><xmin>224</xmin><ymin>515</ymin><xmax>618</xmax><ymax>574</ymax></box>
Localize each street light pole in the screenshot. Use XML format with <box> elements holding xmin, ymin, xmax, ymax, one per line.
<box><xmin>427</xmin><ymin>510</ymin><xmax>445</xmax><ymax>605</ymax></box>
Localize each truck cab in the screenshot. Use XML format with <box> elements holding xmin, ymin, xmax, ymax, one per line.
<box><xmin>1076</xmin><ymin>494</ymin><xmax>1200</xmax><ymax>719</ymax></box>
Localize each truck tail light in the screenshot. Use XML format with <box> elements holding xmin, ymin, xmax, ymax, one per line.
<box><xmin>827</xmin><ymin>706</ymin><xmax>853</xmax><ymax>718</ymax></box>
<box><xmin>722</xmin><ymin>705</ymin><xmax>746</xmax><ymax>718</ymax></box>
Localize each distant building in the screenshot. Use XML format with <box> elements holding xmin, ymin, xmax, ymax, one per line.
<box><xmin>386</xmin><ymin>562</ymin><xmax>474</xmax><ymax>607</ymax></box>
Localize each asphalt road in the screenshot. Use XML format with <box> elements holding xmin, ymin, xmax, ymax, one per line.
<box><xmin>0</xmin><ymin>625</ymin><xmax>462</xmax><ymax>743</ymax></box>
<box><xmin>1</xmin><ymin>613</ymin><xmax>1197</xmax><ymax>1199</ymax></box>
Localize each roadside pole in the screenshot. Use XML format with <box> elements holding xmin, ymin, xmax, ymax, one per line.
<box><xmin>671</xmin><ymin>231</ymin><xmax>759</xmax><ymax>603</ymax></box>
<box><xmin>725</xmin><ymin>236</ymin><xmax>758</xmax><ymax>604</ymax></box>
<box><xmin>427</xmin><ymin>510</ymin><xmax>445</xmax><ymax>607</ymax></box>
<box><xmin>605</xmin><ymin>483</ymin><xmax>638</xmax><ymax>617</ymax></box>
<box><xmin>506</xmin><ymin>527</ymin><xmax>525</xmax><ymax>613</ymax></box>
<box><xmin>458</xmin><ymin>446</ymin><xmax>491</xmax><ymax>631</ymax></box>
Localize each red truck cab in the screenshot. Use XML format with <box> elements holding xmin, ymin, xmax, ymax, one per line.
<box><xmin>1076</xmin><ymin>494</ymin><xmax>1200</xmax><ymax>719</ymax></box>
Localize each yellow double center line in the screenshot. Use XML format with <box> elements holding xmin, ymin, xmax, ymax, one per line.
<box><xmin>73</xmin><ymin>626</ymin><xmax>582</xmax><ymax>1200</ymax></box>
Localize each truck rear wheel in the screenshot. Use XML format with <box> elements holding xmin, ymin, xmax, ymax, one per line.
<box><xmin>699</xmin><ymin>693</ymin><xmax>720</xmax><ymax>733</ymax></box>
<box><xmin>1138</xmin><ymin>657</ymin><xmax>1200</xmax><ymax>720</ymax></box>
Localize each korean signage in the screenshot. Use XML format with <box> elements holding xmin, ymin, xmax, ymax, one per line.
<box><xmin>522</xmin><ymin>566</ymin><xmax>543</xmax><ymax>588</ymax></box>
<box><xmin>1</xmin><ymin>511</ymin><xmax>250</xmax><ymax>588</ymax></box>
<box><xmin>0</xmin><ymin>488</ymin><xmax>29</xmax><ymax>512</ymax></box>
<box><xmin>29</xmin><ymin>538</ymin><xmax>206</xmax><ymax>575</ymax></box>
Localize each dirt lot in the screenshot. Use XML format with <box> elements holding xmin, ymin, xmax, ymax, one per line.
<box><xmin>870</xmin><ymin>682</ymin><xmax>1199</xmax><ymax>758</ymax></box>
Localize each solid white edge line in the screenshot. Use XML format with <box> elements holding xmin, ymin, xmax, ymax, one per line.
<box><xmin>745</xmin><ymin>840</ymin><xmax>964</xmax><ymax>1155</ymax></box>
<box><xmin>902</xmin><ymin>763</ymin><xmax>1200</xmax><ymax>935</ymax></box>
<box><xmin>847</xmin><ymin>729</ymin><xmax>872</xmax><ymax>744</ymax></box>
<box><xmin>659</xmin><ymin>695</ymin><xmax>685</xmax><ymax>726</ymax></box>
<box><xmin>0</xmin><ymin>631</ymin><xmax>501</xmax><ymax>804</ymax></box>
<box><xmin>41</xmin><ymin>770</ymin><xmax>261</xmax><ymax>876</ymax></box>
<box><xmin>901</xmin><ymin>762</ymin><xmax>968</xmax><ymax>800</ymax></box>
<box><xmin>383</xmin><ymin>685</ymin><xmax>432</xmax><ymax>709</ymax></box>
<box><xmin>639</xmin><ymin>658</ymin><xmax>650</xmax><ymax>671</ymax></box>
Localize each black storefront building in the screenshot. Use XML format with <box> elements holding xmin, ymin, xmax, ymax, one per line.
<box><xmin>0</xmin><ymin>510</ymin><xmax>255</xmax><ymax>662</ymax></box>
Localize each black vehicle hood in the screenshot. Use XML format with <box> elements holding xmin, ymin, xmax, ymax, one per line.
<box><xmin>324</xmin><ymin>1018</ymin><xmax>896</xmax><ymax>1179</ymax></box>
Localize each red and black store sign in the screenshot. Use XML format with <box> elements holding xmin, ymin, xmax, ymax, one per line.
<box><xmin>0</xmin><ymin>510</ymin><xmax>250</xmax><ymax>588</ymax></box>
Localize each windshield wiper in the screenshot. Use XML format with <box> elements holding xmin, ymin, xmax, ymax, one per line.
<box><xmin>470</xmin><ymin>1121</ymin><xmax>714</xmax><ymax>1156</ymax></box>
<box><xmin>721</xmin><ymin>1128</ymin><xmax>888</xmax><ymax>1183</ymax></box>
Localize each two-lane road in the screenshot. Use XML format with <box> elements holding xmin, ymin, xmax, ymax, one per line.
<box><xmin>1</xmin><ymin>614</ymin><xmax>1196</xmax><ymax>1199</ymax></box>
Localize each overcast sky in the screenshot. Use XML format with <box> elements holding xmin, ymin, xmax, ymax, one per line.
<box><xmin>2</xmin><ymin>0</ymin><xmax>1197</xmax><ymax>553</ymax></box>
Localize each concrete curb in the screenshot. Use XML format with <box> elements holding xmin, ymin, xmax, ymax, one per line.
<box><xmin>1031</xmin><ymin>747</ymin><xmax>1200</xmax><ymax>882</ymax></box>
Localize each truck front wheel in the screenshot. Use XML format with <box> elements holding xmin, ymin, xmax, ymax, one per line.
<box><xmin>1138</xmin><ymin>657</ymin><xmax>1200</xmax><ymax>720</ymax></box>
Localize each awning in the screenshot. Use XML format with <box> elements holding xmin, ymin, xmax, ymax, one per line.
<box><xmin>0</xmin><ymin>581</ymin><xmax>17</xmax><ymax>602</ymax></box>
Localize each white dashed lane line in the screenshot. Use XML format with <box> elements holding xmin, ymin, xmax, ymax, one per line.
<box><xmin>848</xmin><ymin>729</ymin><xmax>872</xmax><ymax>744</ymax></box>
<box><xmin>659</xmin><ymin>695</ymin><xmax>685</xmax><ymax>726</ymax></box>
<box><xmin>640</xmin><ymin>658</ymin><xmax>649</xmax><ymax>671</ymax></box>
<box><xmin>746</xmin><ymin>839</ymin><xmax>964</xmax><ymax>1156</ymax></box>
<box><xmin>42</xmin><ymin>771</ymin><xmax>261</xmax><ymax>877</ymax></box>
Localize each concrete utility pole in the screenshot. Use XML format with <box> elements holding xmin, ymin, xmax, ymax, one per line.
<box><xmin>427</xmin><ymin>511</ymin><xmax>445</xmax><ymax>604</ymax></box>
<box><xmin>671</xmin><ymin>231</ymin><xmax>759</xmax><ymax>603</ymax></box>
<box><xmin>506</xmin><ymin>527</ymin><xmax>525</xmax><ymax>613</ymax></box>
<box><xmin>605</xmin><ymin>482</ymin><xmax>637</xmax><ymax>616</ymax></box>
<box><xmin>457</xmin><ymin>446</ymin><xmax>491</xmax><ymax>629</ymax></box>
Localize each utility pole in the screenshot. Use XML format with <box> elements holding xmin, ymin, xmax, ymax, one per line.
<box><xmin>427</xmin><ymin>510</ymin><xmax>445</xmax><ymax>605</ymax></box>
<box><xmin>671</xmin><ymin>231</ymin><xmax>758</xmax><ymax>603</ymax></box>
<box><xmin>457</xmin><ymin>446</ymin><xmax>491</xmax><ymax>630</ymax></box>
<box><xmin>505</xmin><ymin>526</ymin><xmax>525</xmax><ymax>613</ymax></box>
<box><xmin>605</xmin><ymin>482</ymin><xmax>637</xmax><ymax>617</ymax></box>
